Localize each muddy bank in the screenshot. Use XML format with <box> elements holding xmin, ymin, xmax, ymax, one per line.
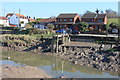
<box><xmin>0</xmin><ymin>34</ymin><xmax>51</xmax><ymax>52</ymax></box>
<box><xmin>1</xmin><ymin>34</ymin><xmax>119</xmax><ymax>74</ymax></box>
<box><xmin>47</xmin><ymin>46</ymin><xmax>120</xmax><ymax>74</ymax></box>
<box><xmin>1</xmin><ymin>65</ymin><xmax>51</xmax><ymax>78</ymax></box>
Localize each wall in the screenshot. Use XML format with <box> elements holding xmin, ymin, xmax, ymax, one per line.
<box><xmin>20</xmin><ymin>18</ymin><xmax>28</xmax><ymax>27</ymax></box>
<box><xmin>0</xmin><ymin>20</ymin><xmax>9</xmax><ymax>26</ymax></box>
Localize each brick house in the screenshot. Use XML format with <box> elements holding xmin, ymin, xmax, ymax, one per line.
<box><xmin>81</xmin><ymin>14</ymin><xmax>107</xmax><ymax>31</ymax></box>
<box><xmin>34</xmin><ymin>17</ymin><xmax>56</xmax><ymax>29</ymax></box>
<box><xmin>54</xmin><ymin>13</ymin><xmax>81</xmax><ymax>30</ymax></box>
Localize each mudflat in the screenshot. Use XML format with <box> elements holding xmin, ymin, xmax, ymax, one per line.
<box><xmin>1</xmin><ymin>65</ymin><xmax>51</xmax><ymax>78</ymax></box>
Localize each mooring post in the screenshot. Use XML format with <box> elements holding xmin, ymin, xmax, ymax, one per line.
<box><xmin>51</xmin><ymin>36</ymin><xmax>54</xmax><ymax>53</ymax></box>
<box><xmin>62</xmin><ymin>34</ymin><xmax>64</xmax><ymax>44</ymax></box>
<box><xmin>56</xmin><ymin>36</ymin><xmax>59</xmax><ymax>53</ymax></box>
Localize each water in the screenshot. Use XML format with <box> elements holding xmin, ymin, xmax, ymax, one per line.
<box><xmin>1</xmin><ymin>51</ymin><xmax>119</xmax><ymax>78</ymax></box>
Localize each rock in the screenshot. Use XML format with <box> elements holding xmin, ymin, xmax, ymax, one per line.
<box><xmin>7</xmin><ymin>57</ymin><xmax>11</xmax><ymax>60</ymax></box>
<box><xmin>91</xmin><ymin>47</ymin><xmax>95</xmax><ymax>51</ymax></box>
<box><xmin>81</xmin><ymin>52</ymin><xmax>85</xmax><ymax>56</ymax></box>
<box><xmin>72</xmin><ymin>61</ymin><xmax>78</xmax><ymax>64</ymax></box>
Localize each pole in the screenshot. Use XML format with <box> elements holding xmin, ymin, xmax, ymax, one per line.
<box><xmin>56</xmin><ymin>36</ymin><xmax>58</xmax><ymax>53</ymax></box>
<box><xmin>3</xmin><ymin>10</ymin><xmax>5</xmax><ymax>26</ymax></box>
<box><xmin>18</xmin><ymin>9</ymin><xmax>21</xmax><ymax>27</ymax></box>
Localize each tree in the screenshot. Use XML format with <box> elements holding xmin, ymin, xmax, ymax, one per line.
<box><xmin>104</xmin><ymin>24</ymin><xmax>109</xmax><ymax>30</ymax></box>
<box><xmin>109</xmin><ymin>22</ymin><xmax>119</xmax><ymax>29</ymax></box>
<box><xmin>47</xmin><ymin>24</ymin><xmax>54</xmax><ymax>29</ymax></box>
<box><xmin>77</xmin><ymin>22</ymin><xmax>88</xmax><ymax>32</ymax></box>
<box><xmin>100</xmin><ymin>10</ymin><xmax>104</xmax><ymax>14</ymax></box>
<box><xmin>105</xmin><ymin>9</ymin><xmax>118</xmax><ymax>18</ymax></box>
<box><xmin>96</xmin><ymin>9</ymin><xmax>99</xmax><ymax>14</ymax></box>
<box><xmin>36</xmin><ymin>18</ymin><xmax>42</xmax><ymax>22</ymax></box>
<box><xmin>33</xmin><ymin>17</ymin><xmax>36</xmax><ymax>20</ymax></box>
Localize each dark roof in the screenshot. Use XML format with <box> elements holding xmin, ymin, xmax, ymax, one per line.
<box><xmin>57</xmin><ymin>13</ymin><xmax>78</xmax><ymax>18</ymax></box>
<box><xmin>39</xmin><ymin>18</ymin><xmax>56</xmax><ymax>23</ymax></box>
<box><xmin>97</xmin><ymin>14</ymin><xmax>106</xmax><ymax>18</ymax></box>
<box><xmin>82</xmin><ymin>14</ymin><xmax>106</xmax><ymax>18</ymax></box>
<box><xmin>82</xmin><ymin>14</ymin><xmax>96</xmax><ymax>18</ymax></box>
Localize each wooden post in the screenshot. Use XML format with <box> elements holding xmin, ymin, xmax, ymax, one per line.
<box><xmin>62</xmin><ymin>35</ymin><xmax>64</xmax><ymax>44</ymax></box>
<box><xmin>56</xmin><ymin>36</ymin><xmax>59</xmax><ymax>53</ymax></box>
<box><xmin>61</xmin><ymin>61</ymin><xmax>64</xmax><ymax>74</ymax></box>
<box><xmin>51</xmin><ymin>36</ymin><xmax>54</xmax><ymax>53</ymax></box>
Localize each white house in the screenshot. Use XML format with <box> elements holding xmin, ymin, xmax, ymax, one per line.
<box><xmin>6</xmin><ymin>13</ymin><xmax>28</xmax><ymax>27</ymax></box>
<box><xmin>0</xmin><ymin>16</ymin><xmax>9</xmax><ymax>26</ymax></box>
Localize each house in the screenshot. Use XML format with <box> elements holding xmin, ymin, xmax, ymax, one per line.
<box><xmin>0</xmin><ymin>16</ymin><xmax>9</xmax><ymax>26</ymax></box>
<box><xmin>28</xmin><ymin>18</ymin><xmax>36</xmax><ymax>22</ymax></box>
<box><xmin>34</xmin><ymin>17</ymin><xmax>56</xmax><ymax>29</ymax></box>
<box><xmin>54</xmin><ymin>13</ymin><xmax>81</xmax><ymax>30</ymax></box>
<box><xmin>6</xmin><ymin>13</ymin><xmax>28</xmax><ymax>27</ymax></box>
<box><xmin>81</xmin><ymin>14</ymin><xmax>107</xmax><ymax>31</ymax></box>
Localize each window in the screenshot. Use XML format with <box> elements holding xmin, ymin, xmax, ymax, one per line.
<box><xmin>56</xmin><ymin>25</ymin><xmax>58</xmax><ymax>28</ymax></box>
<box><xmin>98</xmin><ymin>19</ymin><xmax>103</xmax><ymax>22</ymax></box>
<box><xmin>60</xmin><ymin>25</ymin><xmax>63</xmax><ymax>28</ymax></box>
<box><xmin>90</xmin><ymin>19</ymin><xmax>93</xmax><ymax>22</ymax></box>
<box><xmin>57</xmin><ymin>19</ymin><xmax>59</xmax><ymax>22</ymax></box>
<box><xmin>60</xmin><ymin>19</ymin><xmax>62</xmax><ymax>22</ymax></box>
<box><xmin>70</xmin><ymin>19</ymin><xmax>73</xmax><ymax>22</ymax></box>
<box><xmin>64</xmin><ymin>19</ymin><xmax>67</xmax><ymax>21</ymax></box>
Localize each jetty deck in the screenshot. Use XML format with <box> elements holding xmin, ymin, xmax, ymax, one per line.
<box><xmin>71</xmin><ymin>34</ymin><xmax>118</xmax><ymax>38</ymax></box>
<box><xmin>63</xmin><ymin>41</ymin><xmax>100</xmax><ymax>47</ymax></box>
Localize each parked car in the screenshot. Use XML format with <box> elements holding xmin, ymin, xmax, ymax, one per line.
<box><xmin>66</xmin><ymin>28</ymin><xmax>72</xmax><ymax>34</ymax></box>
<box><xmin>71</xmin><ymin>31</ymin><xmax>80</xmax><ymax>34</ymax></box>
<box><xmin>56</xmin><ymin>29</ymin><xmax>67</xmax><ymax>34</ymax></box>
<box><xmin>112</xmin><ymin>29</ymin><xmax>118</xmax><ymax>34</ymax></box>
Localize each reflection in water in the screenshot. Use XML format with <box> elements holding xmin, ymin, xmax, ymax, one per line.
<box><xmin>1</xmin><ymin>51</ymin><xmax>118</xmax><ymax>78</ymax></box>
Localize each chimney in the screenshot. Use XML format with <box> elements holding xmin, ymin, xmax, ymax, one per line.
<box><xmin>96</xmin><ymin>9</ymin><xmax>99</xmax><ymax>14</ymax></box>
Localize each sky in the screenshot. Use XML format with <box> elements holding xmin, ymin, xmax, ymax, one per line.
<box><xmin>0</xmin><ymin>2</ymin><xmax>119</xmax><ymax>18</ymax></box>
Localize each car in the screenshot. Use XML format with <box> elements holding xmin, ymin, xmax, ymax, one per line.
<box><xmin>56</xmin><ymin>29</ymin><xmax>67</xmax><ymax>34</ymax></box>
<box><xmin>71</xmin><ymin>31</ymin><xmax>80</xmax><ymax>34</ymax></box>
<box><xmin>112</xmin><ymin>29</ymin><xmax>118</xmax><ymax>34</ymax></box>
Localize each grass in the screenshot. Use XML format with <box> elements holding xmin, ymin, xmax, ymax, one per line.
<box><xmin>0</xmin><ymin>29</ymin><xmax>12</xmax><ymax>31</ymax></box>
<box><xmin>107</xmin><ymin>18</ymin><xmax>120</xmax><ymax>25</ymax></box>
<box><xmin>95</xmin><ymin>41</ymin><xmax>118</xmax><ymax>44</ymax></box>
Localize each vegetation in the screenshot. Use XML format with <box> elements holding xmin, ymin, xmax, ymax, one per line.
<box><xmin>47</xmin><ymin>24</ymin><xmax>54</xmax><ymax>29</ymax></box>
<box><xmin>36</xmin><ymin>18</ymin><xmax>42</xmax><ymax>22</ymax></box>
<box><xmin>108</xmin><ymin>18</ymin><xmax>120</xmax><ymax>25</ymax></box>
<box><xmin>109</xmin><ymin>22</ymin><xmax>119</xmax><ymax>29</ymax></box>
<box><xmin>20</xmin><ymin>21</ymin><xmax>24</xmax><ymax>24</ymax></box>
<box><xmin>104</xmin><ymin>24</ymin><xmax>109</xmax><ymax>30</ymax></box>
<box><xmin>76</xmin><ymin>22</ymin><xmax>89</xmax><ymax>32</ymax></box>
<box><xmin>95</xmin><ymin>41</ymin><xmax>118</xmax><ymax>44</ymax></box>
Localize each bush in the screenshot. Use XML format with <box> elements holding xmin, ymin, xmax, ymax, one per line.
<box><xmin>47</xmin><ymin>24</ymin><xmax>54</xmax><ymax>29</ymax></box>
<box><xmin>76</xmin><ymin>22</ymin><xmax>89</xmax><ymax>32</ymax></box>
<box><xmin>109</xmin><ymin>22</ymin><xmax>119</xmax><ymax>29</ymax></box>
